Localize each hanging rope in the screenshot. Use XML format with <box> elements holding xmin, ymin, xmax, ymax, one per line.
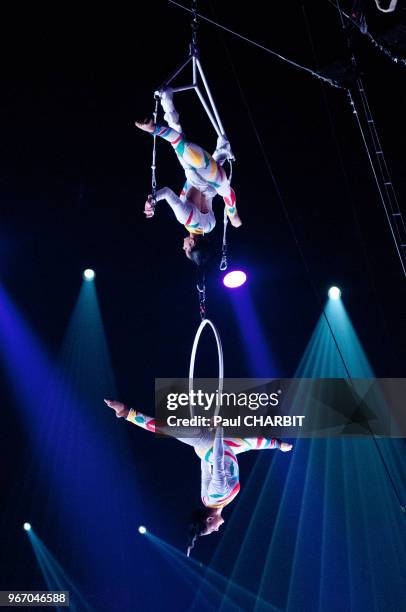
<box><xmin>219</xmin><ymin>158</ymin><xmax>233</xmax><ymax>271</ymax></box>
<box><xmin>219</xmin><ymin>208</ymin><xmax>229</xmax><ymax>271</ymax></box>
<box><xmin>150</xmin><ymin>94</ymin><xmax>160</xmax><ymax>213</ymax></box>
<box><xmin>190</xmin><ymin>0</ymin><xmax>198</xmax><ymax>55</ymax></box>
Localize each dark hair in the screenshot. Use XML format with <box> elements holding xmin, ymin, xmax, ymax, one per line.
<box><xmin>188</xmin><ymin>235</ymin><xmax>211</xmax><ymax>268</ymax></box>
<box><xmin>187</xmin><ymin>507</ymin><xmax>211</xmax><ymax>557</ymax></box>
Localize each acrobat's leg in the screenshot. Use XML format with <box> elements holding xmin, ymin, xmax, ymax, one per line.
<box><xmin>136</xmin><ymin>115</ymin><xmax>228</xmax><ymax>183</ymax></box>
<box><xmin>159</xmin><ymin>88</ymin><xmax>234</xmax><ymax>166</ymax></box>
<box><xmin>223</xmin><ymin>437</ymin><xmax>293</xmax><ymax>454</ymax></box>
<box><xmin>152</xmin><ymin>127</ymin><xmax>241</xmax><ymax>225</ymax></box>
<box><xmin>136</xmin><ymin>107</ymin><xmax>219</xmax><ymax>175</ymax></box>
<box><xmin>136</xmin><ymin>116</ymin><xmax>241</xmax><ymax>225</ymax></box>
<box><xmin>158</xmin><ymin>88</ymin><xmax>183</xmax><ymax>133</ymax></box>
<box><xmin>151</xmin><ymin>125</ymin><xmax>213</xmax><ymax>172</ymax></box>
<box><xmin>211</xmin><ymin>169</ymin><xmax>241</xmax><ymax>227</ymax></box>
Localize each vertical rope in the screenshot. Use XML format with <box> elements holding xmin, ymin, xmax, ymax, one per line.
<box><xmin>191</xmin><ymin>0</ymin><xmax>198</xmax><ymax>56</ymax></box>
<box><xmin>220</xmin><ymin>158</ymin><xmax>233</xmax><ymax>271</ymax></box>
<box><xmin>150</xmin><ymin>95</ymin><xmax>160</xmax><ymax>211</ymax></box>
<box><xmin>219</xmin><ymin>209</ymin><xmax>228</xmax><ymax>271</ymax></box>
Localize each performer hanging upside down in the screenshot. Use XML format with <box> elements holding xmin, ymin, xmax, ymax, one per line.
<box><xmin>104</xmin><ymin>399</ymin><xmax>292</xmax><ymax>556</ymax></box>
<box><xmin>135</xmin><ymin>88</ymin><xmax>242</xmax><ymax>267</ymax></box>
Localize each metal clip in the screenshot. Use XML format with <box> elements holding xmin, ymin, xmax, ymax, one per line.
<box><xmin>197</xmin><ymin>281</ymin><xmax>206</xmax><ymax>320</ymax></box>
<box><xmin>219</xmin><ymin>255</ymin><xmax>228</xmax><ymax>271</ymax></box>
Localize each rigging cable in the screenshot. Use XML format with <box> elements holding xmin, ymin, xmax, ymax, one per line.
<box><xmin>168</xmin><ymin>0</ymin><xmax>345</xmax><ymax>89</ymax></box>
<box><xmin>336</xmin><ymin>0</ymin><xmax>406</xmax><ymax>280</ymax></box>
<box><xmin>327</xmin><ymin>0</ymin><xmax>406</xmax><ymax>68</ymax></box>
<box><xmin>207</xmin><ymin>0</ymin><xmax>404</xmax><ymax>512</ymax></box>
<box><xmin>301</xmin><ymin>2</ymin><xmax>399</xmax><ymax>372</ymax></box>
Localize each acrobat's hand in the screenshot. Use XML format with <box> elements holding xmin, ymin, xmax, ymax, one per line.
<box><xmin>207</xmin><ymin>416</ymin><xmax>217</xmax><ymax>432</ymax></box>
<box><xmin>135</xmin><ymin>118</ymin><xmax>155</xmax><ymax>133</ymax></box>
<box><xmin>144</xmin><ymin>195</ymin><xmax>155</xmax><ymax>219</ymax></box>
<box><xmin>104</xmin><ymin>399</ymin><xmax>129</xmax><ymax>419</ymax></box>
<box><xmin>279</xmin><ymin>442</ymin><xmax>293</xmax><ymax>452</ymax></box>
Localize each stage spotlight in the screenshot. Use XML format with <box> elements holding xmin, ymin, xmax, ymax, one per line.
<box><xmin>223</xmin><ymin>270</ymin><xmax>247</xmax><ymax>289</ymax></box>
<box><xmin>23</xmin><ymin>522</ymin><xmax>32</xmax><ymax>531</ymax></box>
<box><xmin>138</xmin><ymin>526</ymin><xmax>147</xmax><ymax>535</ymax></box>
<box><xmin>83</xmin><ymin>269</ymin><xmax>95</xmax><ymax>281</ymax></box>
<box><xmin>328</xmin><ymin>286</ymin><xmax>341</xmax><ymax>300</ymax></box>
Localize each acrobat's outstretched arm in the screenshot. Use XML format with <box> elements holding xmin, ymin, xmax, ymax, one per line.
<box><xmin>104</xmin><ymin>399</ymin><xmax>157</xmax><ymax>433</ymax></box>
<box><xmin>144</xmin><ymin>188</ymin><xmax>192</xmax><ymax>225</ymax></box>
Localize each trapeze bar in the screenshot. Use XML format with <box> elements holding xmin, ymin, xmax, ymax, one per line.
<box><xmin>171</xmin><ymin>84</ymin><xmax>197</xmax><ymax>93</ymax></box>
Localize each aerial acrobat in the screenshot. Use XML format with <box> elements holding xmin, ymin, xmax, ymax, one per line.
<box><xmin>104</xmin><ymin>399</ymin><xmax>292</xmax><ymax>555</ymax></box>
<box><xmin>118</xmin><ymin>2</ymin><xmax>291</xmax><ymax>557</ymax></box>
<box><xmin>135</xmin><ymin>88</ymin><xmax>242</xmax><ymax>266</ymax></box>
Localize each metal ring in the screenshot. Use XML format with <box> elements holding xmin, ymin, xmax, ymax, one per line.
<box><xmin>188</xmin><ymin>318</ymin><xmax>224</xmax><ymax>418</ymax></box>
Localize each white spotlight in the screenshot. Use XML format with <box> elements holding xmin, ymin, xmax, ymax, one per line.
<box><xmin>23</xmin><ymin>522</ymin><xmax>31</xmax><ymax>531</ymax></box>
<box><xmin>83</xmin><ymin>269</ymin><xmax>95</xmax><ymax>281</ymax></box>
<box><xmin>138</xmin><ymin>525</ymin><xmax>147</xmax><ymax>535</ymax></box>
<box><xmin>328</xmin><ymin>286</ymin><xmax>341</xmax><ymax>300</ymax></box>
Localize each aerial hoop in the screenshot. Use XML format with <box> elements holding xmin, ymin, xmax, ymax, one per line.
<box><xmin>188</xmin><ymin>318</ymin><xmax>224</xmax><ymax>418</ymax></box>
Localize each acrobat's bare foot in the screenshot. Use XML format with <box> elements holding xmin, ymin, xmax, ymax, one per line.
<box><xmin>135</xmin><ymin>118</ymin><xmax>155</xmax><ymax>133</ymax></box>
<box><xmin>279</xmin><ymin>442</ymin><xmax>293</xmax><ymax>452</ymax></box>
<box><xmin>229</xmin><ymin>214</ymin><xmax>242</xmax><ymax>228</ymax></box>
<box><xmin>104</xmin><ymin>398</ymin><xmax>129</xmax><ymax>419</ymax></box>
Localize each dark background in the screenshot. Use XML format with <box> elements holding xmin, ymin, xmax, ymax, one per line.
<box><xmin>0</xmin><ymin>1</ymin><xmax>405</xmax><ymax>610</ymax></box>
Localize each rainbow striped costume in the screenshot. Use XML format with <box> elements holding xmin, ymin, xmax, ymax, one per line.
<box><xmin>126</xmin><ymin>408</ymin><xmax>281</xmax><ymax>509</ymax></box>
<box><xmin>152</xmin><ymin>125</ymin><xmax>238</xmax><ymax>235</ymax></box>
